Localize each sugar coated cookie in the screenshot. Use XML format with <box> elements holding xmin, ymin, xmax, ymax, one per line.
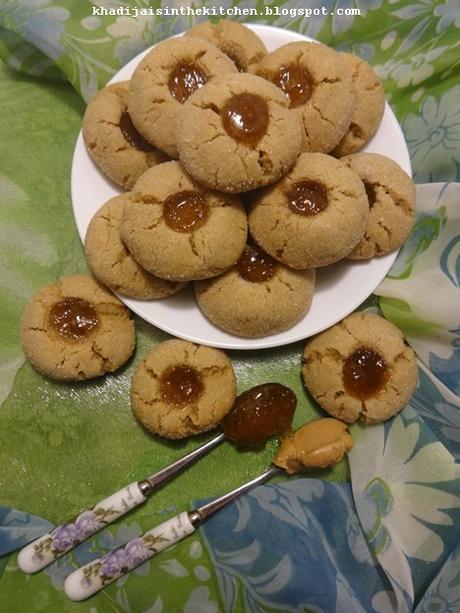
<box><xmin>82</xmin><ymin>81</ymin><xmax>167</xmax><ymax>189</ymax></box>
<box><xmin>302</xmin><ymin>312</ymin><xmax>418</xmax><ymax>424</ymax></box>
<box><xmin>20</xmin><ymin>275</ymin><xmax>135</xmax><ymax>381</ymax></box>
<box><xmin>195</xmin><ymin>241</ymin><xmax>315</xmax><ymax>337</ymax></box>
<box><xmin>121</xmin><ymin>161</ymin><xmax>247</xmax><ymax>281</ymax></box>
<box><xmin>128</xmin><ymin>37</ymin><xmax>237</xmax><ymax>159</ymax></box>
<box><xmin>176</xmin><ymin>73</ymin><xmax>304</xmax><ymax>193</ymax></box>
<box><xmin>185</xmin><ymin>20</ymin><xmax>267</xmax><ymax>72</ymax></box>
<box><xmin>341</xmin><ymin>153</ymin><xmax>416</xmax><ymax>259</ymax></box>
<box><xmin>332</xmin><ymin>53</ymin><xmax>385</xmax><ymax>156</ymax></box>
<box><xmin>249</xmin><ymin>152</ymin><xmax>369</xmax><ymax>269</ymax></box>
<box><xmin>256</xmin><ymin>41</ymin><xmax>355</xmax><ymax>153</ymax></box>
<box><xmin>85</xmin><ymin>195</ymin><xmax>186</xmax><ymax>299</ymax></box>
<box><xmin>131</xmin><ymin>339</ymin><xmax>237</xmax><ymax>438</ymax></box>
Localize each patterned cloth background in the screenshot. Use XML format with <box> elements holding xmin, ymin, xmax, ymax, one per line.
<box><xmin>0</xmin><ymin>1</ymin><xmax>459</xmax><ymax>612</ymax></box>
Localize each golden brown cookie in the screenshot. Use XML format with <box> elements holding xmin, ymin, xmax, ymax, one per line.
<box><xmin>332</xmin><ymin>53</ymin><xmax>385</xmax><ymax>156</ymax></box>
<box><xmin>341</xmin><ymin>153</ymin><xmax>416</xmax><ymax>259</ymax></box>
<box><xmin>176</xmin><ymin>73</ymin><xmax>304</xmax><ymax>193</ymax></box>
<box><xmin>128</xmin><ymin>37</ymin><xmax>237</xmax><ymax>159</ymax></box>
<box><xmin>194</xmin><ymin>241</ymin><xmax>315</xmax><ymax>338</ymax></box>
<box><xmin>82</xmin><ymin>81</ymin><xmax>167</xmax><ymax>189</ymax></box>
<box><xmin>131</xmin><ymin>339</ymin><xmax>237</xmax><ymax>438</ymax></box>
<box><xmin>302</xmin><ymin>312</ymin><xmax>418</xmax><ymax>424</ymax></box>
<box><xmin>249</xmin><ymin>152</ymin><xmax>369</xmax><ymax>269</ymax></box>
<box><xmin>85</xmin><ymin>195</ymin><xmax>186</xmax><ymax>299</ymax></box>
<box><xmin>256</xmin><ymin>42</ymin><xmax>355</xmax><ymax>153</ymax></box>
<box><xmin>20</xmin><ymin>275</ymin><xmax>135</xmax><ymax>381</ymax></box>
<box><xmin>121</xmin><ymin>161</ymin><xmax>247</xmax><ymax>281</ymax></box>
<box><xmin>185</xmin><ymin>20</ymin><xmax>267</xmax><ymax>72</ymax></box>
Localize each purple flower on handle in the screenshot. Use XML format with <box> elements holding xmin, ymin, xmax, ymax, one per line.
<box><xmin>124</xmin><ymin>538</ymin><xmax>151</xmax><ymax>565</ymax></box>
<box><xmin>51</xmin><ymin>523</ymin><xmax>78</xmax><ymax>553</ymax></box>
<box><xmin>75</xmin><ymin>511</ymin><xmax>99</xmax><ymax>539</ymax></box>
<box><xmin>99</xmin><ymin>549</ymin><xmax>129</xmax><ymax>578</ymax></box>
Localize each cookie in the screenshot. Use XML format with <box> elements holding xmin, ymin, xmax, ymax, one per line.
<box><xmin>194</xmin><ymin>241</ymin><xmax>315</xmax><ymax>338</ymax></box>
<box><xmin>176</xmin><ymin>73</ymin><xmax>304</xmax><ymax>193</ymax></box>
<box><xmin>82</xmin><ymin>81</ymin><xmax>167</xmax><ymax>189</ymax></box>
<box><xmin>20</xmin><ymin>275</ymin><xmax>135</xmax><ymax>381</ymax></box>
<box><xmin>341</xmin><ymin>153</ymin><xmax>416</xmax><ymax>259</ymax></box>
<box><xmin>302</xmin><ymin>312</ymin><xmax>418</xmax><ymax>424</ymax></box>
<box><xmin>256</xmin><ymin>41</ymin><xmax>355</xmax><ymax>153</ymax></box>
<box><xmin>332</xmin><ymin>53</ymin><xmax>385</xmax><ymax>156</ymax></box>
<box><xmin>128</xmin><ymin>37</ymin><xmax>237</xmax><ymax>159</ymax></box>
<box><xmin>85</xmin><ymin>195</ymin><xmax>186</xmax><ymax>299</ymax></box>
<box><xmin>131</xmin><ymin>339</ymin><xmax>237</xmax><ymax>438</ymax></box>
<box><xmin>121</xmin><ymin>161</ymin><xmax>247</xmax><ymax>281</ymax></box>
<box><xmin>185</xmin><ymin>20</ymin><xmax>267</xmax><ymax>73</ymax></box>
<box><xmin>248</xmin><ymin>152</ymin><xmax>369</xmax><ymax>269</ymax></box>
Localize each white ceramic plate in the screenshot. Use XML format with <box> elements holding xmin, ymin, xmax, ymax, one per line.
<box><xmin>72</xmin><ymin>24</ymin><xmax>411</xmax><ymax>350</ymax></box>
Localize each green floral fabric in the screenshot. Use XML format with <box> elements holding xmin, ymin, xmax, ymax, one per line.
<box><xmin>0</xmin><ymin>2</ymin><xmax>459</xmax><ymax>612</ymax></box>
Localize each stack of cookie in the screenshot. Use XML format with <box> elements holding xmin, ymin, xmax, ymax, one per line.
<box><xmin>82</xmin><ymin>20</ymin><xmax>415</xmax><ymax>339</ymax></box>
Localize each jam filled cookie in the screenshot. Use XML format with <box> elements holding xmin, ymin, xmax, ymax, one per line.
<box><xmin>128</xmin><ymin>37</ymin><xmax>237</xmax><ymax>159</ymax></box>
<box><xmin>256</xmin><ymin>41</ymin><xmax>355</xmax><ymax>153</ymax></box>
<box><xmin>85</xmin><ymin>195</ymin><xmax>186</xmax><ymax>300</ymax></box>
<box><xmin>302</xmin><ymin>312</ymin><xmax>418</xmax><ymax>424</ymax></box>
<box><xmin>248</xmin><ymin>152</ymin><xmax>369</xmax><ymax>269</ymax></box>
<box><xmin>121</xmin><ymin>161</ymin><xmax>247</xmax><ymax>281</ymax></box>
<box><xmin>20</xmin><ymin>275</ymin><xmax>135</xmax><ymax>381</ymax></box>
<box><xmin>194</xmin><ymin>241</ymin><xmax>315</xmax><ymax>338</ymax></box>
<box><xmin>176</xmin><ymin>73</ymin><xmax>304</xmax><ymax>193</ymax></box>
<box><xmin>131</xmin><ymin>339</ymin><xmax>237</xmax><ymax>439</ymax></box>
<box><xmin>82</xmin><ymin>81</ymin><xmax>167</xmax><ymax>189</ymax></box>
<box><xmin>185</xmin><ymin>20</ymin><xmax>267</xmax><ymax>73</ymax></box>
<box><xmin>332</xmin><ymin>53</ymin><xmax>385</xmax><ymax>157</ymax></box>
<box><xmin>341</xmin><ymin>153</ymin><xmax>416</xmax><ymax>259</ymax></box>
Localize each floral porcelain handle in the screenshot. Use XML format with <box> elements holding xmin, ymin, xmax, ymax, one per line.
<box><xmin>17</xmin><ymin>482</ymin><xmax>146</xmax><ymax>574</ymax></box>
<box><xmin>64</xmin><ymin>511</ymin><xmax>196</xmax><ymax>601</ymax></box>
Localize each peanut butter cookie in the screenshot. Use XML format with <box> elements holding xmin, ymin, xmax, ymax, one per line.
<box><xmin>131</xmin><ymin>339</ymin><xmax>237</xmax><ymax>439</ymax></box>
<box><xmin>128</xmin><ymin>37</ymin><xmax>237</xmax><ymax>159</ymax></box>
<box><xmin>302</xmin><ymin>312</ymin><xmax>418</xmax><ymax>424</ymax></box>
<box><xmin>20</xmin><ymin>275</ymin><xmax>135</xmax><ymax>381</ymax></box>
<box><xmin>85</xmin><ymin>195</ymin><xmax>186</xmax><ymax>299</ymax></box>
<box><xmin>341</xmin><ymin>153</ymin><xmax>416</xmax><ymax>259</ymax></box>
<box><xmin>332</xmin><ymin>53</ymin><xmax>385</xmax><ymax>156</ymax></box>
<box><xmin>185</xmin><ymin>20</ymin><xmax>267</xmax><ymax>72</ymax></box>
<box><xmin>256</xmin><ymin>41</ymin><xmax>355</xmax><ymax>153</ymax></box>
<box><xmin>194</xmin><ymin>241</ymin><xmax>315</xmax><ymax>338</ymax></box>
<box><xmin>176</xmin><ymin>73</ymin><xmax>304</xmax><ymax>193</ymax></box>
<box><xmin>121</xmin><ymin>161</ymin><xmax>247</xmax><ymax>281</ymax></box>
<box><xmin>249</xmin><ymin>152</ymin><xmax>369</xmax><ymax>269</ymax></box>
<box><xmin>82</xmin><ymin>81</ymin><xmax>167</xmax><ymax>189</ymax></box>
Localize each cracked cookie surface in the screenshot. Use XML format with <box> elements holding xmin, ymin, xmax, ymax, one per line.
<box><xmin>121</xmin><ymin>161</ymin><xmax>247</xmax><ymax>281</ymax></box>
<box><xmin>332</xmin><ymin>53</ymin><xmax>385</xmax><ymax>156</ymax></box>
<box><xmin>20</xmin><ymin>274</ymin><xmax>135</xmax><ymax>381</ymax></box>
<box><xmin>248</xmin><ymin>152</ymin><xmax>369</xmax><ymax>269</ymax></box>
<box><xmin>256</xmin><ymin>41</ymin><xmax>355</xmax><ymax>153</ymax></box>
<box><xmin>85</xmin><ymin>195</ymin><xmax>186</xmax><ymax>299</ymax></box>
<box><xmin>185</xmin><ymin>19</ymin><xmax>267</xmax><ymax>73</ymax></box>
<box><xmin>82</xmin><ymin>81</ymin><xmax>167</xmax><ymax>189</ymax></box>
<box><xmin>128</xmin><ymin>37</ymin><xmax>237</xmax><ymax>159</ymax></box>
<box><xmin>302</xmin><ymin>312</ymin><xmax>418</xmax><ymax>424</ymax></box>
<box><xmin>341</xmin><ymin>153</ymin><xmax>416</xmax><ymax>259</ymax></box>
<box><xmin>131</xmin><ymin>339</ymin><xmax>237</xmax><ymax>438</ymax></box>
<box><xmin>176</xmin><ymin>73</ymin><xmax>304</xmax><ymax>193</ymax></box>
<box><xmin>194</xmin><ymin>241</ymin><xmax>315</xmax><ymax>338</ymax></box>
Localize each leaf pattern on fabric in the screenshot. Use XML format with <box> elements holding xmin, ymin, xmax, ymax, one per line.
<box><xmin>201</xmin><ymin>480</ymin><xmax>395</xmax><ymax>612</ymax></box>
